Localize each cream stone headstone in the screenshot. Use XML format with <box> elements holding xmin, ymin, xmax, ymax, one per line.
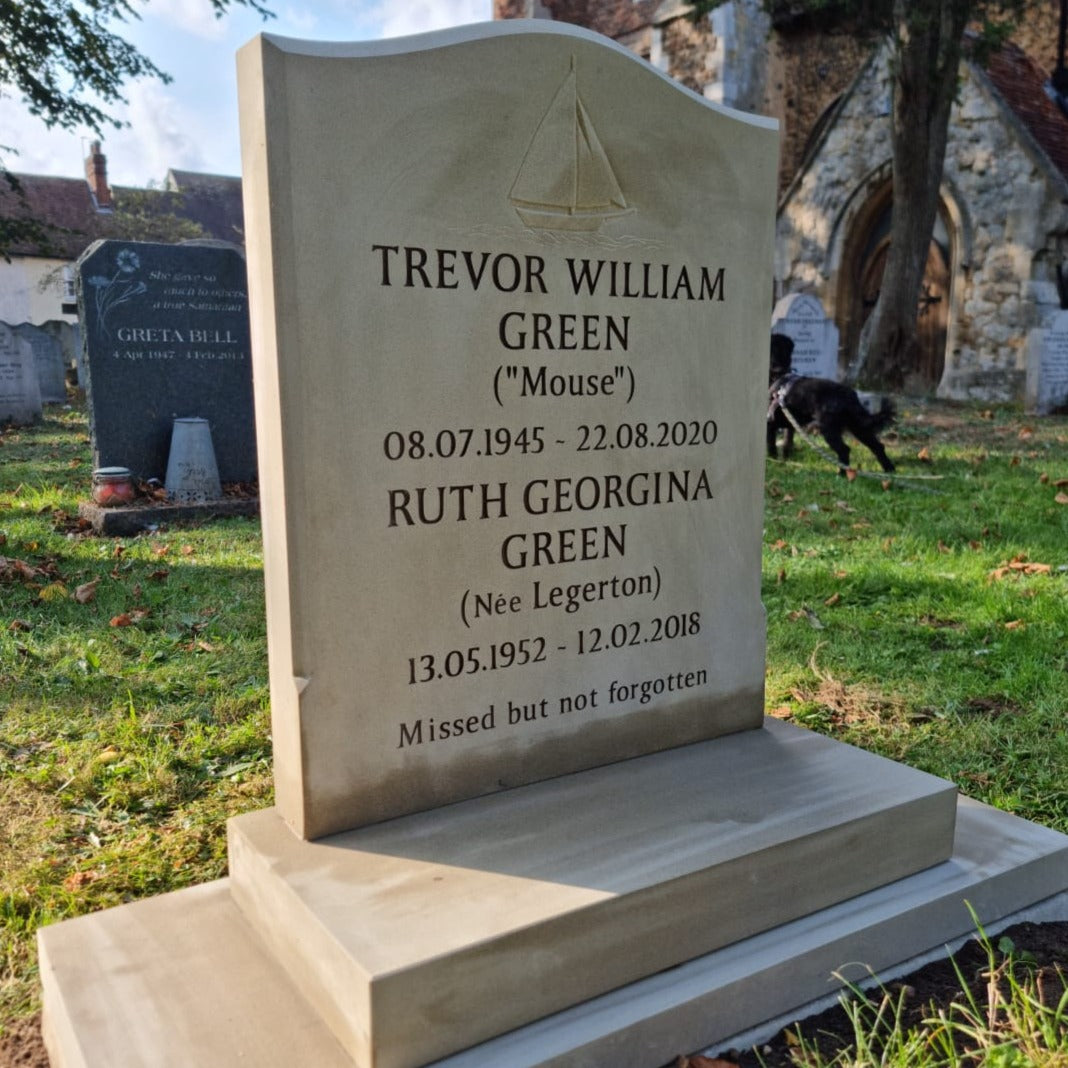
<box><xmin>240</xmin><ymin>26</ymin><xmax>779</xmax><ymax>838</ymax></box>
<box><xmin>0</xmin><ymin>322</ymin><xmax>42</xmax><ymax>425</ymax></box>
<box><xmin>1027</xmin><ymin>311</ymin><xmax>1068</xmax><ymax>414</ymax></box>
<box><xmin>771</xmin><ymin>292</ymin><xmax>840</xmax><ymax>380</ymax></box>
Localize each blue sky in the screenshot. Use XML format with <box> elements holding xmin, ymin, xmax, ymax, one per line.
<box><xmin>1</xmin><ymin>0</ymin><xmax>492</xmax><ymax>186</ymax></box>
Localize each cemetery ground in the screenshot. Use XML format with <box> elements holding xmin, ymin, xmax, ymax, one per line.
<box><xmin>1</xmin><ymin>399</ymin><xmax>1067</xmax><ymax>1067</ymax></box>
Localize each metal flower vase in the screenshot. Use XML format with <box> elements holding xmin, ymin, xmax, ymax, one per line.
<box><xmin>165</xmin><ymin>417</ymin><xmax>222</xmax><ymax>503</ymax></box>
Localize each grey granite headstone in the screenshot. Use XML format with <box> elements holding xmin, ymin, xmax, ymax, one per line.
<box><xmin>770</xmin><ymin>293</ymin><xmax>839</xmax><ymax>380</ymax></box>
<box><xmin>77</xmin><ymin>240</ymin><xmax>257</xmax><ymax>482</ymax></box>
<box><xmin>1027</xmin><ymin>311</ymin><xmax>1068</xmax><ymax>414</ymax></box>
<box><xmin>0</xmin><ymin>322</ymin><xmax>42</xmax><ymax>425</ymax></box>
<box><xmin>40</xmin><ymin>320</ymin><xmax>82</xmax><ymax>388</ymax></box>
<box><xmin>14</xmin><ymin>323</ymin><xmax>67</xmax><ymax>403</ymax></box>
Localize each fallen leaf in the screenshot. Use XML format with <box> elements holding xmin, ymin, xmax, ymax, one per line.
<box><xmin>152</xmin><ymin>543</ymin><xmax>170</xmax><ymax>557</ymax></box>
<box><xmin>195</xmin><ymin>640</ymin><xmax>217</xmax><ymax>653</ymax></box>
<box><xmin>38</xmin><ymin>582</ymin><xmax>68</xmax><ymax>602</ymax></box>
<box><xmin>148</xmin><ymin>568</ymin><xmax>169</xmax><ymax>582</ymax></box>
<box><xmin>181</xmin><ymin>544</ymin><xmax>195</xmax><ymax>556</ymax></box>
<box><xmin>94</xmin><ymin>747</ymin><xmax>121</xmax><ymax>764</ymax></box>
<box><xmin>1056</xmin><ymin>492</ymin><xmax>1068</xmax><ymax>506</ymax></box>
<box><xmin>1004</xmin><ymin>620</ymin><xmax>1025</xmax><ymax>630</ymax></box>
<box><xmin>845</xmin><ymin>467</ymin><xmax>857</xmax><ymax>481</ymax></box>
<box><xmin>8</xmin><ymin>619</ymin><xmax>31</xmax><ymax>632</ymax></box>
<box><xmin>824</xmin><ymin>592</ymin><xmax>841</xmax><ymax>607</ymax></box>
<box><xmin>109</xmin><ymin>613</ymin><xmax>133</xmax><ymax>627</ymax></box>
<box><xmin>112</xmin><ymin>543</ymin><xmax>125</xmax><ymax>558</ymax></box>
<box><xmin>782</xmin><ymin>494</ymin><xmax>794</xmax><ymax>503</ymax></box>
<box><xmin>1040</xmin><ymin>472</ymin><xmax>1050</xmax><ymax>483</ymax></box>
<box><xmin>834</xmin><ymin>570</ymin><xmax>849</xmax><ymax>579</ymax></box>
<box><xmin>1018</xmin><ymin>427</ymin><xmax>1034</xmax><ymax>440</ymax></box>
<box><xmin>937</xmin><ymin>540</ymin><xmax>951</xmax><ymax>554</ymax></box>
<box><xmin>770</xmin><ymin>539</ymin><xmax>788</xmax><ymax>550</ymax></box>
<box><xmin>881</xmin><ymin>479</ymin><xmax>891</xmax><ymax>491</ymax></box>
<box><xmin>776</xmin><ymin>568</ymin><xmax>787</xmax><ymax>584</ymax></box>
<box><xmin>1055</xmin><ymin>478</ymin><xmax>1068</xmax><ymax>488</ymax></box>
<box><xmin>1009</xmin><ymin>456</ymin><xmax>1020</xmax><ymax>467</ymax></box>
<box><xmin>63</xmin><ymin>870</ymin><xmax>100</xmax><ymax>892</ymax></box>
<box><xmin>74</xmin><ymin>578</ymin><xmax>100</xmax><ymax>604</ymax></box>
<box><xmin>917</xmin><ymin>446</ymin><xmax>932</xmax><ymax>462</ymax></box>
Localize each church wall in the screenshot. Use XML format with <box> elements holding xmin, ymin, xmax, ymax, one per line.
<box><xmin>777</xmin><ymin>47</ymin><xmax>1068</xmax><ymax>401</ymax></box>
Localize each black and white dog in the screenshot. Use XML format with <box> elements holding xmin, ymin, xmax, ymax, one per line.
<box><xmin>767</xmin><ymin>333</ymin><xmax>896</xmax><ymax>473</ymax></box>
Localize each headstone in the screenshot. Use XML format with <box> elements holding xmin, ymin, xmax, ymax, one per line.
<box><xmin>76</xmin><ymin>240</ymin><xmax>257</xmax><ymax>483</ymax></box>
<box><xmin>242</xmin><ymin>27</ymin><xmax>780</xmax><ymax>840</ymax></box>
<box><xmin>13</xmin><ymin>322</ymin><xmax>67</xmax><ymax>402</ymax></box>
<box><xmin>1027</xmin><ymin>311</ymin><xmax>1068</xmax><ymax>414</ymax></box>
<box><xmin>770</xmin><ymin>292</ymin><xmax>840</xmax><ymax>379</ymax></box>
<box><xmin>0</xmin><ymin>322</ymin><xmax>42</xmax><ymax>425</ymax></box>
<box><xmin>39</xmin><ymin>320</ymin><xmax>82</xmax><ymax>388</ymax></box>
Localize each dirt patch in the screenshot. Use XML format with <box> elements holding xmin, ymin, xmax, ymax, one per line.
<box><xmin>693</xmin><ymin>921</ymin><xmax>1068</xmax><ymax>1068</ymax></box>
<box><xmin>0</xmin><ymin>1015</ymin><xmax>48</xmax><ymax>1068</ymax></box>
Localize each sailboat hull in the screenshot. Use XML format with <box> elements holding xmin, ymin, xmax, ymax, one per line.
<box><xmin>513</xmin><ymin>204</ymin><xmax>634</xmax><ymax>232</ymax></box>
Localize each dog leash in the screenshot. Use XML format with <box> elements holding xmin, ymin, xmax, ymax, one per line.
<box><xmin>776</xmin><ymin>402</ymin><xmax>942</xmax><ymax>492</ymax></box>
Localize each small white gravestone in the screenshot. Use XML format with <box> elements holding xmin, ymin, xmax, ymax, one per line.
<box><xmin>771</xmin><ymin>292</ymin><xmax>840</xmax><ymax>380</ymax></box>
<box><xmin>14</xmin><ymin>323</ymin><xmax>67</xmax><ymax>403</ymax></box>
<box><xmin>1027</xmin><ymin>311</ymin><xmax>1068</xmax><ymax>414</ymax></box>
<box><xmin>0</xmin><ymin>322</ymin><xmax>42</xmax><ymax>425</ymax></box>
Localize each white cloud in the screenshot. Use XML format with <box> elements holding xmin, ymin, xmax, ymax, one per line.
<box><xmin>374</xmin><ymin>0</ymin><xmax>492</xmax><ymax>38</ymax></box>
<box><xmin>0</xmin><ymin>95</ymin><xmax>90</xmax><ymax>178</ymax></box>
<box><xmin>145</xmin><ymin>0</ymin><xmax>232</xmax><ymax>41</ymax></box>
<box><xmin>105</xmin><ymin>81</ymin><xmax>217</xmax><ymax>184</ymax></box>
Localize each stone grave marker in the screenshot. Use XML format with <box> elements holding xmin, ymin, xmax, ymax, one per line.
<box><xmin>76</xmin><ymin>240</ymin><xmax>256</xmax><ymax>483</ymax></box>
<box><xmin>0</xmin><ymin>321</ymin><xmax>41</xmax><ymax>424</ymax></box>
<box><xmin>240</xmin><ymin>26</ymin><xmax>782</xmax><ymax>839</ymax></box>
<box><xmin>37</xmin><ymin>24</ymin><xmax>1068</xmax><ymax>1068</ymax></box>
<box><xmin>1027</xmin><ymin>311</ymin><xmax>1068</xmax><ymax>414</ymax></box>
<box><xmin>770</xmin><ymin>292</ymin><xmax>840</xmax><ymax>379</ymax></box>
<box><xmin>14</xmin><ymin>322</ymin><xmax>67</xmax><ymax>402</ymax></box>
<box><xmin>40</xmin><ymin>320</ymin><xmax>82</xmax><ymax>388</ymax></box>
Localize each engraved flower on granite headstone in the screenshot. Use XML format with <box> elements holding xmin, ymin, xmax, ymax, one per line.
<box><xmin>89</xmin><ymin>248</ymin><xmax>147</xmax><ymax>338</ymax></box>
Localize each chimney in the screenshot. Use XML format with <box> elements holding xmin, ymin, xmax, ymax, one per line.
<box><xmin>85</xmin><ymin>141</ymin><xmax>112</xmax><ymax>210</ymax></box>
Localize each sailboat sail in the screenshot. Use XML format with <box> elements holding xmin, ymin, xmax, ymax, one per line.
<box><xmin>510</xmin><ymin>62</ymin><xmax>633</xmax><ymax>231</ymax></box>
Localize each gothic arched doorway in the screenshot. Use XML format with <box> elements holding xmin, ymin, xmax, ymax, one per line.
<box><xmin>839</xmin><ymin>185</ymin><xmax>951</xmax><ymax>392</ymax></box>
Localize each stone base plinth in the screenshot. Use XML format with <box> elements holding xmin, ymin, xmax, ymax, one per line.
<box><xmin>37</xmin><ymin>723</ymin><xmax>1068</xmax><ymax>1068</ymax></box>
<box><xmin>78</xmin><ymin>497</ymin><xmax>259</xmax><ymax>535</ymax></box>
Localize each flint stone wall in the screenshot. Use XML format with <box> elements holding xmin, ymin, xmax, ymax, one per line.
<box><xmin>777</xmin><ymin>46</ymin><xmax>1068</xmax><ymax>402</ymax></box>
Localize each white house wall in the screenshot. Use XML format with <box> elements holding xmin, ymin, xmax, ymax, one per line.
<box><xmin>0</xmin><ymin>256</ymin><xmax>77</xmax><ymax>327</ymax></box>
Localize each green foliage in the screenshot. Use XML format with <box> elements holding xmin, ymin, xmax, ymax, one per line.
<box><xmin>1</xmin><ymin>401</ymin><xmax>1066</xmax><ymax>1036</ymax></box>
<box><xmin>1</xmin><ymin>0</ymin><xmax>272</xmax><ymax>135</ymax></box>
<box><xmin>765</xmin><ymin>402</ymin><xmax>1068</xmax><ymax>830</ymax></box>
<box><xmin>101</xmin><ymin>189</ymin><xmax>207</xmax><ymax>243</ymax></box>
<box><xmin>780</xmin><ymin>914</ymin><xmax>1068</xmax><ymax>1067</ymax></box>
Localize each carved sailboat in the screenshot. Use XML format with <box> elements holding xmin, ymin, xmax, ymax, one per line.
<box><xmin>510</xmin><ymin>60</ymin><xmax>633</xmax><ymax>232</ymax></box>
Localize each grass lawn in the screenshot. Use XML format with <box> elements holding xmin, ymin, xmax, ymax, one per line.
<box><xmin>1</xmin><ymin>398</ymin><xmax>1067</xmax><ymax>1044</ymax></box>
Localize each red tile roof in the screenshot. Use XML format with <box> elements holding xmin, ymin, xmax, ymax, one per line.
<box><xmin>1</xmin><ymin>168</ymin><xmax>246</xmax><ymax>259</ymax></box>
<box><xmin>981</xmin><ymin>41</ymin><xmax>1068</xmax><ymax>181</ymax></box>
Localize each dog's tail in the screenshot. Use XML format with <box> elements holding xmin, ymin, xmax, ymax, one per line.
<box><xmin>866</xmin><ymin>396</ymin><xmax>895</xmax><ymax>434</ymax></box>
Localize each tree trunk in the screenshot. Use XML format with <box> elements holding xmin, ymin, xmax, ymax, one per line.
<box><xmin>849</xmin><ymin>0</ymin><xmax>970</xmax><ymax>389</ymax></box>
